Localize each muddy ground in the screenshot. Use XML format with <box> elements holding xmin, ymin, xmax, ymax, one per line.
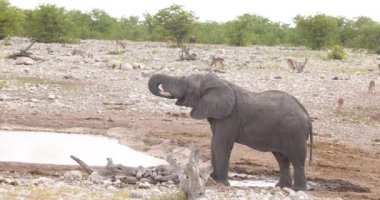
<box><xmin>0</xmin><ymin>38</ymin><xmax>379</xmax><ymax>199</ymax></box>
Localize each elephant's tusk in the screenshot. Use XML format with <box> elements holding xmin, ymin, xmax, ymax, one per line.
<box><xmin>159</xmin><ymin>91</ymin><xmax>174</xmax><ymax>98</ymax></box>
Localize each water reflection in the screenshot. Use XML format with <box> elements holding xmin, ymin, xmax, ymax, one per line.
<box><xmin>0</xmin><ymin>131</ymin><xmax>167</xmax><ymax>166</ymax></box>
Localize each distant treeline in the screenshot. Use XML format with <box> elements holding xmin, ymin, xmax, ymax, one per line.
<box><xmin>1</xmin><ymin>0</ymin><xmax>379</xmax><ymax>53</ymax></box>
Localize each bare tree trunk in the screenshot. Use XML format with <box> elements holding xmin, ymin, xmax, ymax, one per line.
<box><xmin>166</xmin><ymin>147</ymin><xmax>212</xmax><ymax>200</ymax></box>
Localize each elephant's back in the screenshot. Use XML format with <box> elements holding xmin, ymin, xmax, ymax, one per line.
<box><xmin>239</xmin><ymin>90</ymin><xmax>310</xmax><ymax>133</ymax></box>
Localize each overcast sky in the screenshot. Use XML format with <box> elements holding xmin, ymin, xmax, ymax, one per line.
<box><xmin>8</xmin><ymin>0</ymin><xmax>380</xmax><ymax>25</ymax></box>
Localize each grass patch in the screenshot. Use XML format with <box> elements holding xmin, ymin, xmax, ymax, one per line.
<box><xmin>108</xmin><ymin>50</ymin><xmax>125</xmax><ymax>55</ymax></box>
<box><xmin>149</xmin><ymin>190</ymin><xmax>187</xmax><ymax>200</ymax></box>
<box><xmin>335</xmin><ymin>109</ymin><xmax>363</xmax><ymax>123</ymax></box>
<box><xmin>335</xmin><ymin>107</ymin><xmax>380</xmax><ymax>124</ymax></box>
<box><xmin>0</xmin><ymin>184</ymin><xmax>130</xmax><ymax>200</ymax></box>
<box><xmin>0</xmin><ymin>79</ymin><xmax>8</xmax><ymax>88</ymax></box>
<box><xmin>338</xmin><ymin>67</ymin><xmax>371</xmax><ymax>73</ymax></box>
<box><xmin>0</xmin><ymin>76</ymin><xmax>80</xmax><ymax>89</ymax></box>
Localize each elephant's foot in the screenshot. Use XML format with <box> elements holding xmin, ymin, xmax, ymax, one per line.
<box><xmin>275</xmin><ymin>176</ymin><xmax>292</xmax><ymax>189</ymax></box>
<box><xmin>214</xmin><ymin>179</ymin><xmax>230</xmax><ymax>186</ymax></box>
<box><xmin>210</xmin><ymin>172</ymin><xmax>230</xmax><ymax>186</ymax></box>
<box><xmin>275</xmin><ymin>180</ymin><xmax>292</xmax><ymax>189</ymax></box>
<box><xmin>291</xmin><ymin>183</ymin><xmax>308</xmax><ymax>191</ymax></box>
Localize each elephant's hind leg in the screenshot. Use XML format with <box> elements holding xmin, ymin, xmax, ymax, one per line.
<box><xmin>290</xmin><ymin>155</ymin><xmax>307</xmax><ymax>191</ymax></box>
<box><xmin>272</xmin><ymin>152</ymin><xmax>292</xmax><ymax>188</ymax></box>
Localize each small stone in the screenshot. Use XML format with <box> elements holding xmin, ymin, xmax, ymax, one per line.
<box><xmin>48</xmin><ymin>94</ymin><xmax>56</xmax><ymax>100</ymax></box>
<box><xmin>88</xmin><ymin>172</ymin><xmax>103</xmax><ymax>184</ymax></box>
<box><xmin>136</xmin><ymin>181</ymin><xmax>151</xmax><ymax>189</ymax></box>
<box><xmin>132</xmin><ymin>62</ymin><xmax>140</xmax><ymax>69</ymax></box>
<box><xmin>64</xmin><ymin>170</ymin><xmax>82</xmax><ymax>182</ymax></box>
<box><xmin>282</xmin><ymin>187</ymin><xmax>296</xmax><ymax>196</ymax></box>
<box><xmin>123</xmin><ymin>63</ymin><xmax>133</xmax><ymax>70</ymax></box>
<box><xmin>16</xmin><ymin>57</ymin><xmax>35</xmax><ymax>65</ymax></box>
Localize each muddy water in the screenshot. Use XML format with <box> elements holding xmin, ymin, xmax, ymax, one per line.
<box><xmin>229</xmin><ymin>173</ymin><xmax>277</xmax><ymax>187</ymax></box>
<box><xmin>0</xmin><ymin>131</ymin><xmax>167</xmax><ymax>166</ymax></box>
<box><xmin>230</xmin><ymin>179</ymin><xmax>277</xmax><ymax>187</ymax></box>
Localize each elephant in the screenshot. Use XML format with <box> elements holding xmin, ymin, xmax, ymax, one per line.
<box><xmin>148</xmin><ymin>73</ymin><xmax>313</xmax><ymax>191</ymax></box>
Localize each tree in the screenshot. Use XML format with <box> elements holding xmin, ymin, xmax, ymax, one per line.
<box><xmin>25</xmin><ymin>4</ymin><xmax>75</xmax><ymax>43</ymax></box>
<box><xmin>226</xmin><ymin>14</ymin><xmax>254</xmax><ymax>46</ymax></box>
<box><xmin>67</xmin><ymin>10</ymin><xmax>92</xmax><ymax>39</ymax></box>
<box><xmin>88</xmin><ymin>9</ymin><xmax>116</xmax><ymax>39</ymax></box>
<box><xmin>153</xmin><ymin>4</ymin><xmax>197</xmax><ymax>47</ymax></box>
<box><xmin>354</xmin><ymin>23</ymin><xmax>380</xmax><ymax>53</ymax></box>
<box><xmin>193</xmin><ymin>21</ymin><xmax>227</xmax><ymax>44</ymax></box>
<box><xmin>226</xmin><ymin>14</ymin><xmax>285</xmax><ymax>46</ymax></box>
<box><xmin>294</xmin><ymin>14</ymin><xmax>340</xmax><ymax>50</ymax></box>
<box><xmin>0</xmin><ymin>0</ymin><xmax>24</xmax><ymax>38</ymax></box>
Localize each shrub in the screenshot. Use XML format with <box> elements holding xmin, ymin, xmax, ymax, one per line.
<box><xmin>327</xmin><ymin>45</ymin><xmax>347</xmax><ymax>60</ymax></box>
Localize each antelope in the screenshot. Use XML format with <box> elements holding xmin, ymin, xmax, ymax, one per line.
<box><xmin>337</xmin><ymin>98</ymin><xmax>344</xmax><ymax>110</ymax></box>
<box><xmin>286</xmin><ymin>57</ymin><xmax>308</xmax><ymax>73</ymax></box>
<box><xmin>368</xmin><ymin>80</ymin><xmax>375</xmax><ymax>94</ymax></box>
<box><xmin>210</xmin><ymin>56</ymin><xmax>224</xmax><ymax>71</ymax></box>
<box><xmin>286</xmin><ymin>58</ymin><xmax>296</xmax><ymax>71</ymax></box>
<box><xmin>115</xmin><ymin>40</ymin><xmax>126</xmax><ymax>50</ymax></box>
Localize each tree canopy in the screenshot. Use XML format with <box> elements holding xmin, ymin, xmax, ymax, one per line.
<box><xmin>1</xmin><ymin>1</ymin><xmax>380</xmax><ymax>53</ymax></box>
<box><xmin>153</xmin><ymin>4</ymin><xmax>197</xmax><ymax>47</ymax></box>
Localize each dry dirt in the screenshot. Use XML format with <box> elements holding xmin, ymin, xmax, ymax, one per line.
<box><xmin>0</xmin><ymin>38</ymin><xmax>380</xmax><ymax>199</ymax></box>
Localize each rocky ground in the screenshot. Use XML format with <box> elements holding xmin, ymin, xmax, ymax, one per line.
<box><xmin>0</xmin><ymin>37</ymin><xmax>379</xmax><ymax>199</ymax></box>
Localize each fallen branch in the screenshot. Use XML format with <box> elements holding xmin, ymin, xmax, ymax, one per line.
<box><xmin>70</xmin><ymin>155</ymin><xmax>178</xmax><ymax>184</ymax></box>
<box><xmin>71</xmin><ymin>147</ymin><xmax>211</xmax><ymax>199</ymax></box>
<box><xmin>70</xmin><ymin>155</ymin><xmax>94</xmax><ymax>174</ymax></box>
<box><xmin>7</xmin><ymin>40</ymin><xmax>42</xmax><ymax>61</ymax></box>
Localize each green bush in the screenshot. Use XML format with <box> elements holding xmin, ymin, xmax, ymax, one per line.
<box><xmin>327</xmin><ymin>45</ymin><xmax>347</xmax><ymax>60</ymax></box>
<box><xmin>24</xmin><ymin>4</ymin><xmax>77</xmax><ymax>43</ymax></box>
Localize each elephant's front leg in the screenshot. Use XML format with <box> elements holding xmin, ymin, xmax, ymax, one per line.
<box><xmin>210</xmin><ymin>127</ymin><xmax>235</xmax><ymax>186</ymax></box>
<box><xmin>272</xmin><ymin>152</ymin><xmax>292</xmax><ymax>188</ymax></box>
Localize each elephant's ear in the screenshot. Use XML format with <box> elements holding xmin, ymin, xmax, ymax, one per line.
<box><xmin>190</xmin><ymin>74</ymin><xmax>236</xmax><ymax>119</ymax></box>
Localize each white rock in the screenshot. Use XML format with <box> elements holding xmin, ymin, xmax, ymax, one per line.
<box><xmin>132</xmin><ymin>62</ymin><xmax>140</xmax><ymax>69</ymax></box>
<box><xmin>136</xmin><ymin>181</ymin><xmax>151</xmax><ymax>189</ymax></box>
<box><xmin>88</xmin><ymin>172</ymin><xmax>103</xmax><ymax>184</ymax></box>
<box><xmin>64</xmin><ymin>170</ymin><xmax>82</xmax><ymax>182</ymax></box>
<box><xmin>48</xmin><ymin>94</ymin><xmax>56</xmax><ymax>100</ymax></box>
<box><xmin>15</xmin><ymin>57</ymin><xmax>35</xmax><ymax>65</ymax></box>
<box><xmin>123</xmin><ymin>63</ymin><xmax>133</xmax><ymax>70</ymax></box>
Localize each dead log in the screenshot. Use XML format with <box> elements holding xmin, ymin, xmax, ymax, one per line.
<box><xmin>70</xmin><ymin>147</ymin><xmax>211</xmax><ymax>199</ymax></box>
<box><xmin>70</xmin><ymin>155</ymin><xmax>94</xmax><ymax>174</ymax></box>
<box><xmin>7</xmin><ymin>40</ymin><xmax>42</xmax><ymax>61</ymax></box>
<box><xmin>179</xmin><ymin>47</ymin><xmax>197</xmax><ymax>61</ymax></box>
<box><xmin>166</xmin><ymin>147</ymin><xmax>212</xmax><ymax>200</ymax></box>
<box><xmin>70</xmin><ymin>155</ymin><xmax>178</xmax><ymax>184</ymax></box>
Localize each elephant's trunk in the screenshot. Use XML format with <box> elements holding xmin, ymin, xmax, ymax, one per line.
<box><xmin>148</xmin><ymin>74</ymin><xmax>183</xmax><ymax>99</ymax></box>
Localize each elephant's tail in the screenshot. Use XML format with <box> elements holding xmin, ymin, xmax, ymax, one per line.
<box><xmin>308</xmin><ymin>119</ymin><xmax>313</xmax><ymax>165</ymax></box>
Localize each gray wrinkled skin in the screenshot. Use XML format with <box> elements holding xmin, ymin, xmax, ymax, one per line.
<box><xmin>148</xmin><ymin>73</ymin><xmax>313</xmax><ymax>191</ymax></box>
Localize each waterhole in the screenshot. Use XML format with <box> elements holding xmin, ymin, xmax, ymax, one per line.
<box><xmin>0</xmin><ymin>131</ymin><xmax>167</xmax><ymax>166</ymax></box>
<box><xmin>229</xmin><ymin>173</ymin><xmax>277</xmax><ymax>187</ymax></box>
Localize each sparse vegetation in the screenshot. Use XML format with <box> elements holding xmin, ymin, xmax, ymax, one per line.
<box><xmin>0</xmin><ymin>79</ymin><xmax>8</xmax><ymax>88</ymax></box>
<box><xmin>149</xmin><ymin>190</ymin><xmax>187</xmax><ymax>200</ymax></box>
<box><xmin>0</xmin><ymin>184</ymin><xmax>130</xmax><ymax>200</ymax></box>
<box><xmin>108</xmin><ymin>50</ymin><xmax>125</xmax><ymax>55</ymax></box>
<box><xmin>327</xmin><ymin>45</ymin><xmax>347</xmax><ymax>60</ymax></box>
<box><xmin>335</xmin><ymin>107</ymin><xmax>378</xmax><ymax>124</ymax></box>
